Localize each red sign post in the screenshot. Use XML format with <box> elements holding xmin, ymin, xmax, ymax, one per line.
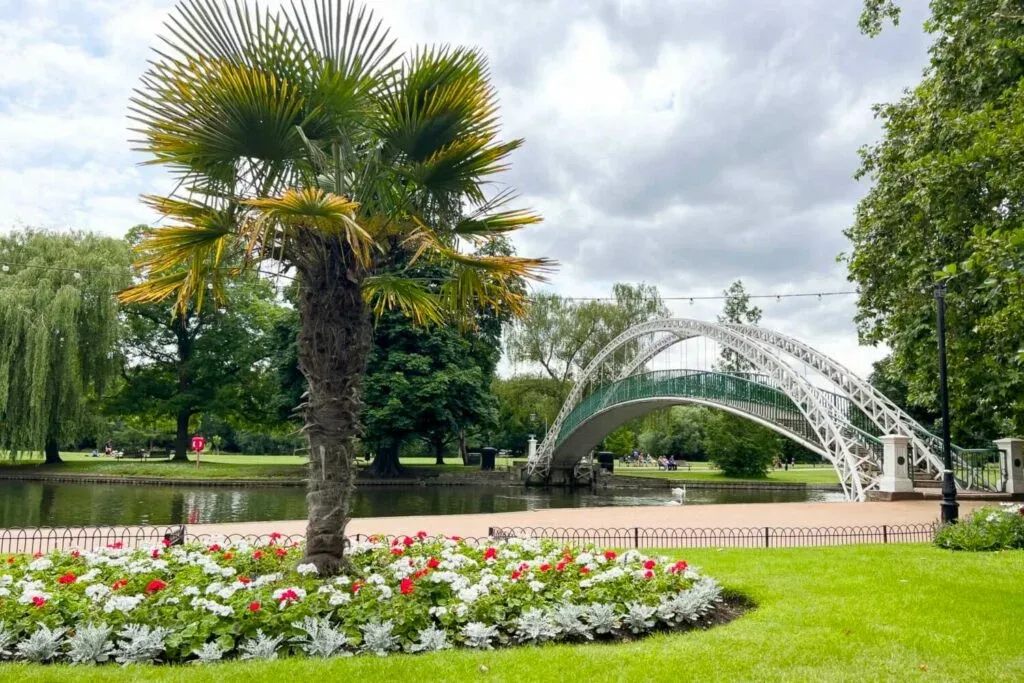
<box><xmin>192</xmin><ymin>436</ymin><xmax>206</xmax><ymax>468</ymax></box>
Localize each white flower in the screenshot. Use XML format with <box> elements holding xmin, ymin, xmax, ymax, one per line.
<box><xmin>428</xmin><ymin>606</ymin><xmax>448</xmax><ymax>618</ymax></box>
<box><xmin>78</xmin><ymin>569</ymin><xmax>101</xmax><ymax>583</ymax></box>
<box><xmin>251</xmin><ymin>572</ymin><xmax>282</xmax><ymax>588</ymax></box>
<box><xmin>296</xmin><ymin>563</ymin><xmax>319</xmax><ymax>576</ymax></box>
<box><xmin>328</xmin><ymin>592</ymin><xmax>351</xmax><ymax>606</ymax></box>
<box><xmin>27</xmin><ymin>558</ymin><xmax>53</xmax><ymax>572</ymax></box>
<box><xmin>0</xmin><ymin>588</ymin><xmax>9</xmax><ymax>598</ymax></box>
<box><xmin>0</xmin><ymin>575</ymin><xmax>13</xmax><ymax>587</ymax></box>
<box><xmin>333</xmin><ymin>575</ymin><xmax>351</xmax><ymax>586</ymax></box>
<box><xmin>85</xmin><ymin>584</ymin><xmax>111</xmax><ymax>601</ymax></box>
<box><xmin>182</xmin><ymin>586</ymin><xmax>200</xmax><ymax>597</ymax></box>
<box><xmin>528</xmin><ymin>580</ymin><xmax>545</xmax><ymax>593</ymax></box>
<box><xmin>377</xmin><ymin>585</ymin><xmax>393</xmax><ymax>600</ymax></box>
<box><xmin>366</xmin><ymin>573</ymin><xmax>386</xmax><ymax>586</ymax></box>
<box><xmin>104</xmin><ymin>594</ymin><xmax>144</xmax><ymax>614</ymax></box>
<box><xmin>190</xmin><ymin>597</ymin><xmax>233</xmax><ymax>618</ymax></box>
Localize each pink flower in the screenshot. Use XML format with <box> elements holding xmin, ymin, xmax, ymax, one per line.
<box><xmin>70</xmin><ymin>550</ymin><xmax>80</xmax><ymax>558</ymax></box>
<box><xmin>161</xmin><ymin>538</ymin><xmax>172</xmax><ymax>547</ymax></box>
<box><xmin>277</xmin><ymin>589</ymin><xmax>299</xmax><ymax>604</ymax></box>
<box><xmin>644</xmin><ymin>570</ymin><xmax>654</xmax><ymax>579</ymax></box>
<box><xmin>248</xmin><ymin>601</ymin><xmax>261</xmax><ymax>612</ymax></box>
<box><xmin>106</xmin><ymin>542</ymin><xmax>123</xmax><ymax>550</ymax></box>
<box><xmin>643</xmin><ymin>560</ymin><xmax>656</xmax><ymax>570</ymax></box>
<box><xmin>31</xmin><ymin>596</ymin><xmax>46</xmax><ymax>608</ymax></box>
<box><xmin>57</xmin><ymin>572</ymin><xmax>76</xmax><ymax>585</ymax></box>
<box><xmin>483</xmin><ymin>547</ymin><xmax>497</xmax><ymax>560</ymax></box>
<box><xmin>402</xmin><ymin>536</ymin><xmax>414</xmax><ymax>547</ymax></box>
<box><xmin>400</xmin><ymin>578</ymin><xmax>414</xmax><ymax>595</ymax></box>
<box><xmin>151</xmin><ymin>549</ymin><xmax>161</xmax><ymax>559</ymax></box>
<box><xmin>269</xmin><ymin>532</ymin><xmax>282</xmax><ymax>541</ymax></box>
<box><xmin>669</xmin><ymin>560</ymin><xmax>689</xmax><ymax>574</ymax></box>
<box><xmin>146</xmin><ymin>579</ymin><xmax>167</xmax><ymax>593</ymax></box>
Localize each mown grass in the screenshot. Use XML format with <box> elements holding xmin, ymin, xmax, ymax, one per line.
<box><xmin>0</xmin><ymin>453</ymin><xmax>518</xmax><ymax>481</ymax></box>
<box><xmin>2</xmin><ymin>544</ymin><xmax>1021</xmax><ymax>682</ymax></box>
<box><xmin>619</xmin><ymin>466</ymin><xmax>841</xmax><ymax>485</ymax></box>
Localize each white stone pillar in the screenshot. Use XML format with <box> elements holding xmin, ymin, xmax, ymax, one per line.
<box><xmin>527</xmin><ymin>435</ymin><xmax>537</xmax><ymax>461</ymax></box>
<box><xmin>879</xmin><ymin>435</ymin><xmax>914</xmax><ymax>493</ymax></box>
<box><xmin>993</xmin><ymin>438</ymin><xmax>1024</xmax><ymax>495</ymax></box>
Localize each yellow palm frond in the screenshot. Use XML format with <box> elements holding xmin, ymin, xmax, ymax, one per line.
<box><xmin>362</xmin><ymin>273</ymin><xmax>443</xmax><ymax>326</ymax></box>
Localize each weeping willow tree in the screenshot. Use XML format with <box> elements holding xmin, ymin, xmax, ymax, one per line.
<box><xmin>0</xmin><ymin>230</ymin><xmax>129</xmax><ymax>462</ymax></box>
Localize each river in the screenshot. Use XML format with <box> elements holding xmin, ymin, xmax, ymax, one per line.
<box><xmin>0</xmin><ymin>479</ymin><xmax>845</xmax><ymax>528</ymax></box>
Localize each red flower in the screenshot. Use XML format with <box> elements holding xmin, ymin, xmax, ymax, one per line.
<box><xmin>427</xmin><ymin>557</ymin><xmax>440</xmax><ymax>569</ymax></box>
<box><xmin>391</xmin><ymin>537</ymin><xmax>400</xmax><ymax>546</ymax></box>
<box><xmin>1019</xmin><ymin>507</ymin><xmax>1024</xmax><ymax>516</ymax></box>
<box><xmin>224</xmin><ymin>552</ymin><xmax>233</xmax><ymax>560</ymax></box>
<box><xmin>6</xmin><ymin>557</ymin><xmax>14</xmax><ymax>564</ymax></box>
<box><xmin>416</xmin><ymin>530</ymin><xmax>428</xmax><ymax>539</ymax></box>
<box><xmin>277</xmin><ymin>589</ymin><xmax>299</xmax><ymax>604</ymax></box>
<box><xmin>269</xmin><ymin>532</ymin><xmax>282</xmax><ymax>540</ymax></box>
<box><xmin>539</xmin><ymin>563</ymin><xmax>551</xmax><ymax>572</ymax></box>
<box><xmin>238</xmin><ymin>576</ymin><xmax>251</xmax><ymax>585</ymax></box>
<box><xmin>351</xmin><ymin>580</ymin><xmax>364</xmax><ymax>594</ymax></box>
<box><xmin>274</xmin><ymin>547</ymin><xmax>287</xmax><ymax>558</ymax></box>
<box><xmin>402</xmin><ymin>536</ymin><xmax>414</xmax><ymax>547</ymax></box>
<box><xmin>151</xmin><ymin>549</ymin><xmax>161</xmax><ymax>559</ymax></box>
<box><xmin>252</xmin><ymin>550</ymin><xmax>263</xmax><ymax>560</ymax></box>
<box><xmin>248</xmin><ymin>601</ymin><xmax>261</xmax><ymax>612</ymax></box>
<box><xmin>414</xmin><ymin>569</ymin><xmax>429</xmax><ymax>579</ymax></box>
<box><xmin>510</xmin><ymin>570</ymin><xmax>522</xmax><ymax>580</ymax></box>
<box><xmin>400</xmin><ymin>578</ymin><xmax>414</xmax><ymax>595</ymax></box>
<box><xmin>146</xmin><ymin>579</ymin><xmax>167</xmax><ymax>593</ymax></box>
<box><xmin>580</xmin><ymin>567</ymin><xmax>591</xmax><ymax>575</ymax></box>
<box><xmin>112</xmin><ymin>579</ymin><xmax>128</xmax><ymax>591</ymax></box>
<box><xmin>161</xmin><ymin>537</ymin><xmax>172</xmax><ymax>547</ymax></box>
<box><xmin>644</xmin><ymin>570</ymin><xmax>654</xmax><ymax>579</ymax></box>
<box><xmin>32</xmin><ymin>551</ymin><xmax>43</xmax><ymax>559</ymax></box>
<box><xmin>31</xmin><ymin>596</ymin><xmax>46</xmax><ymax>608</ymax></box>
<box><xmin>107</xmin><ymin>542</ymin><xmax>123</xmax><ymax>550</ymax></box>
<box><xmin>604</xmin><ymin>551</ymin><xmax>617</xmax><ymax>561</ymax></box>
<box><xmin>208</xmin><ymin>544</ymin><xmax>221</xmax><ymax>553</ymax></box>
<box><xmin>57</xmin><ymin>573</ymin><xmax>76</xmax><ymax>585</ymax></box>
<box><xmin>449</xmin><ymin>535</ymin><xmax>462</xmax><ymax>541</ymax></box>
<box><xmin>669</xmin><ymin>560</ymin><xmax>689</xmax><ymax>574</ymax></box>
<box><xmin>643</xmin><ymin>560</ymin><xmax>656</xmax><ymax>570</ymax></box>
<box><xmin>390</xmin><ymin>548</ymin><xmax>404</xmax><ymax>556</ymax></box>
<box><xmin>70</xmin><ymin>550</ymin><xmax>80</xmax><ymax>558</ymax></box>
<box><xmin>555</xmin><ymin>560</ymin><xmax>568</xmax><ymax>572</ymax></box>
<box><xmin>519</xmin><ymin>562</ymin><xmax>530</xmax><ymax>571</ymax></box>
<box><xmin>483</xmin><ymin>547</ymin><xmax>497</xmax><ymax>560</ymax></box>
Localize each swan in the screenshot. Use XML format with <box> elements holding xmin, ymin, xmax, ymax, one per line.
<box><xmin>667</xmin><ymin>486</ymin><xmax>686</xmax><ymax>505</ymax></box>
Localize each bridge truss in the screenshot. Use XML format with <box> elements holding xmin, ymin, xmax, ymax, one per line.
<box><xmin>526</xmin><ymin>319</ymin><xmax>997</xmax><ymax>501</ymax></box>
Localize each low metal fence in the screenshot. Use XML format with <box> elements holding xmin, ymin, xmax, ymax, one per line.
<box><xmin>0</xmin><ymin>525</ymin><xmax>185</xmax><ymax>554</ymax></box>
<box><xmin>487</xmin><ymin>524</ymin><xmax>938</xmax><ymax>548</ymax></box>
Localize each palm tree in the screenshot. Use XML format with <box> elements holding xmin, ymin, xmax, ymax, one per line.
<box><xmin>121</xmin><ymin>0</ymin><xmax>552</xmax><ymax>573</ymax></box>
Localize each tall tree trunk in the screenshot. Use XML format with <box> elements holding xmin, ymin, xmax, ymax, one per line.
<box><xmin>43</xmin><ymin>436</ymin><xmax>62</xmax><ymax>464</ymax></box>
<box><xmin>434</xmin><ymin>439</ymin><xmax>445</xmax><ymax>466</ymax></box>
<box><xmin>298</xmin><ymin>258</ymin><xmax>372</xmax><ymax>575</ymax></box>
<box><xmin>171</xmin><ymin>409</ymin><xmax>191</xmax><ymax>462</ymax></box>
<box><xmin>368</xmin><ymin>441</ymin><xmax>407</xmax><ymax>477</ymax></box>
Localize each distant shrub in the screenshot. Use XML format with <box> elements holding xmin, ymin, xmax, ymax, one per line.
<box><xmin>934</xmin><ymin>504</ymin><xmax>1024</xmax><ymax>551</ymax></box>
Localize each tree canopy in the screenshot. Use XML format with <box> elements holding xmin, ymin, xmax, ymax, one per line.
<box><xmin>847</xmin><ymin>0</ymin><xmax>1024</xmax><ymax>441</ymax></box>
<box><xmin>0</xmin><ymin>230</ymin><xmax>129</xmax><ymax>461</ymax></box>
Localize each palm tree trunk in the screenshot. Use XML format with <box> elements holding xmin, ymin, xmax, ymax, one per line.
<box><xmin>297</xmin><ymin>260</ymin><xmax>372</xmax><ymax>575</ymax></box>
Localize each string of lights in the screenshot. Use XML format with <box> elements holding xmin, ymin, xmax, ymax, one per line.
<box><xmin>0</xmin><ymin>260</ymin><xmax>859</xmax><ymax>302</ymax></box>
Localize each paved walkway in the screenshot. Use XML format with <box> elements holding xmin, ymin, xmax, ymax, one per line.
<box><xmin>190</xmin><ymin>499</ymin><xmax>987</xmax><ymax>539</ymax></box>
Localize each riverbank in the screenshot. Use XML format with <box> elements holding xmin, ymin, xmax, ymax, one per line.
<box><xmin>187</xmin><ymin>499</ymin><xmax>987</xmax><ymax>539</ymax></box>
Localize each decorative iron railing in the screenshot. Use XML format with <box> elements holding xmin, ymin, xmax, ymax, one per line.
<box><xmin>0</xmin><ymin>525</ymin><xmax>185</xmax><ymax>554</ymax></box>
<box><xmin>488</xmin><ymin>524</ymin><xmax>939</xmax><ymax>548</ymax></box>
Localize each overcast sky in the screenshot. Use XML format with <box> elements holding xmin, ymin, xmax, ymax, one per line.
<box><xmin>0</xmin><ymin>0</ymin><xmax>934</xmax><ymax>376</ymax></box>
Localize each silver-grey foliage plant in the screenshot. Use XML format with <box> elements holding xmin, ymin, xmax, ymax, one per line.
<box><xmin>192</xmin><ymin>642</ymin><xmax>225</xmax><ymax>663</ymax></box>
<box><xmin>239</xmin><ymin>630</ymin><xmax>284</xmax><ymax>661</ymax></box>
<box><xmin>624</xmin><ymin>603</ymin><xmax>658</xmax><ymax>634</ymax></box>
<box><xmin>585</xmin><ymin>603</ymin><xmax>621</xmax><ymax>634</ymax></box>
<box><xmin>67</xmin><ymin>623</ymin><xmax>115</xmax><ymax>664</ymax></box>
<box><xmin>514</xmin><ymin>608</ymin><xmax>558</xmax><ymax>644</ymax></box>
<box><xmin>462</xmin><ymin>622</ymin><xmax>499</xmax><ymax>650</ymax></box>
<box><xmin>114</xmin><ymin>624</ymin><xmax>170</xmax><ymax>665</ymax></box>
<box><xmin>16</xmin><ymin>625</ymin><xmax>66</xmax><ymax>663</ymax></box>
<box><xmin>360</xmin><ymin>621</ymin><xmax>399</xmax><ymax>657</ymax></box>
<box><xmin>0</xmin><ymin>621</ymin><xmax>15</xmax><ymax>660</ymax></box>
<box><xmin>409</xmin><ymin>626</ymin><xmax>449</xmax><ymax>653</ymax></box>
<box><xmin>291</xmin><ymin>616</ymin><xmax>351</xmax><ymax>658</ymax></box>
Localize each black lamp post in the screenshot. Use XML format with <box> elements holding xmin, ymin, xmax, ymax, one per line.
<box><xmin>934</xmin><ymin>282</ymin><xmax>959</xmax><ymax>524</ymax></box>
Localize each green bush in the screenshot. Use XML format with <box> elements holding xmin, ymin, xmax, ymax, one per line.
<box><xmin>934</xmin><ymin>504</ymin><xmax>1024</xmax><ymax>551</ymax></box>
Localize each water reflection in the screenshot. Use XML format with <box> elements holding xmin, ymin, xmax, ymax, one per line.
<box><xmin>0</xmin><ymin>480</ymin><xmax>844</xmax><ymax>528</ymax></box>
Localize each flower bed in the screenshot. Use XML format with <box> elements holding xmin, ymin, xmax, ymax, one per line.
<box><xmin>0</xmin><ymin>532</ymin><xmax>728</xmax><ymax>665</ymax></box>
<box><xmin>934</xmin><ymin>503</ymin><xmax>1024</xmax><ymax>551</ymax></box>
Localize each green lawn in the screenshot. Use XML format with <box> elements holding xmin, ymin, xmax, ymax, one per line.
<box><xmin>0</xmin><ymin>453</ymin><xmax>518</xmax><ymax>481</ymax></box>
<box><xmin>2</xmin><ymin>544</ymin><xmax>1021</xmax><ymax>682</ymax></box>
<box><xmin>619</xmin><ymin>465</ymin><xmax>841</xmax><ymax>485</ymax></box>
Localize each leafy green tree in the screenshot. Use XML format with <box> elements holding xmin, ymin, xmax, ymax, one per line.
<box><xmin>362</xmin><ymin>300</ymin><xmax>501</xmax><ymax>477</ymax></box>
<box><xmin>490</xmin><ymin>375</ymin><xmax>564</xmax><ymax>454</ymax></box>
<box><xmin>113</xmin><ymin>256</ymin><xmax>285</xmax><ymax>461</ymax></box>
<box><xmin>506</xmin><ymin>283</ymin><xmax>669</xmax><ymax>391</ymax></box>
<box><xmin>847</xmin><ymin>0</ymin><xmax>1024</xmax><ymax>441</ymax></box>
<box><xmin>601</xmin><ymin>426</ymin><xmax>636</xmax><ymax>456</ymax></box>
<box><xmin>122</xmin><ymin>1</ymin><xmax>549</xmax><ymax>573</ymax></box>
<box><xmin>704</xmin><ymin>410</ymin><xmax>781</xmax><ymax>477</ymax></box>
<box><xmin>716</xmin><ymin>279</ymin><xmax>762</xmax><ymax>373</ymax></box>
<box><xmin>0</xmin><ymin>230</ymin><xmax>129</xmax><ymax>462</ymax></box>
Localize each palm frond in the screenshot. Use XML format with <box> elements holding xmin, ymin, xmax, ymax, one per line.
<box><xmin>118</xmin><ymin>271</ymin><xmax>190</xmax><ymax>305</ymax></box>
<box><xmin>362</xmin><ymin>273</ymin><xmax>443</xmax><ymax>325</ymax></box>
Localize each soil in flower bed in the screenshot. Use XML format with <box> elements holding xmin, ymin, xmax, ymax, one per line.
<box><xmin>0</xmin><ymin>533</ymin><xmax>742</xmax><ymax>666</ymax></box>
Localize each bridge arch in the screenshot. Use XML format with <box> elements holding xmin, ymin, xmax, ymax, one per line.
<box><xmin>529</xmin><ymin>319</ymin><xmax>882</xmax><ymax>500</ymax></box>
